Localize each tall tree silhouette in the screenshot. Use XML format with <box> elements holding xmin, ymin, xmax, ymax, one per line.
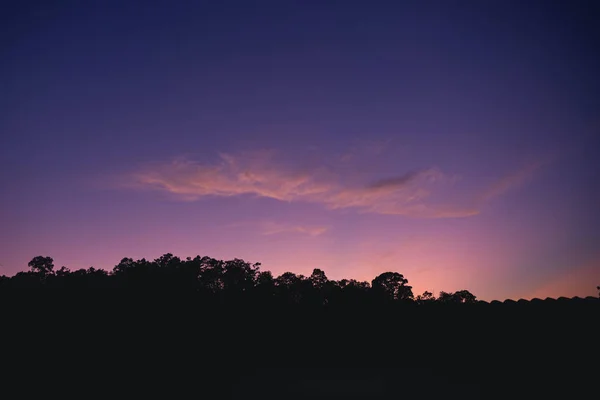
<box><xmin>309</xmin><ymin>269</ymin><xmax>328</xmax><ymax>289</ymax></box>
<box><xmin>308</xmin><ymin>268</ymin><xmax>330</xmax><ymax>305</ymax></box>
<box><xmin>28</xmin><ymin>256</ymin><xmax>54</xmax><ymax>275</ymax></box>
<box><xmin>222</xmin><ymin>258</ymin><xmax>260</xmax><ymax>295</ymax></box>
<box><xmin>371</xmin><ymin>272</ymin><xmax>413</xmax><ymax>301</ymax></box>
<box><xmin>275</xmin><ymin>272</ymin><xmax>306</xmax><ymax>304</ymax></box>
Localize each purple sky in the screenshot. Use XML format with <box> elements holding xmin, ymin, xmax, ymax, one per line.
<box><xmin>2</xmin><ymin>0</ymin><xmax>599</xmax><ymax>300</ymax></box>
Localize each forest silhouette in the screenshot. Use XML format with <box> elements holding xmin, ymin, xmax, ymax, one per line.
<box><xmin>1</xmin><ymin>254</ymin><xmax>598</xmax><ymax>399</ymax></box>
<box><xmin>2</xmin><ymin>254</ymin><xmax>597</xmax><ymax>304</ymax></box>
<box><xmin>1</xmin><ymin>254</ymin><xmax>481</xmax><ymax>304</ymax></box>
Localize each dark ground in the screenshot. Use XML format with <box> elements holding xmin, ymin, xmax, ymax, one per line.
<box><xmin>1</xmin><ymin>294</ymin><xmax>597</xmax><ymax>399</ymax></box>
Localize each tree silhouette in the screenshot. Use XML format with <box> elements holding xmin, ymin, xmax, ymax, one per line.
<box><xmin>309</xmin><ymin>268</ymin><xmax>328</xmax><ymax>289</ymax></box>
<box><xmin>371</xmin><ymin>272</ymin><xmax>413</xmax><ymax>301</ymax></box>
<box><xmin>256</xmin><ymin>270</ymin><xmax>275</xmax><ymax>288</ymax></box>
<box><xmin>255</xmin><ymin>270</ymin><xmax>275</xmax><ymax>302</ymax></box>
<box><xmin>155</xmin><ymin>253</ymin><xmax>180</xmax><ymax>269</ymax></box>
<box><xmin>308</xmin><ymin>268</ymin><xmax>330</xmax><ymax>305</ymax></box>
<box><xmin>55</xmin><ymin>266</ymin><xmax>71</xmax><ymax>276</ymax></box>
<box><xmin>416</xmin><ymin>291</ymin><xmax>436</xmax><ymax>304</ymax></box>
<box><xmin>28</xmin><ymin>256</ymin><xmax>54</xmax><ymax>275</ymax></box>
<box><xmin>222</xmin><ymin>258</ymin><xmax>260</xmax><ymax>295</ymax></box>
<box><xmin>275</xmin><ymin>272</ymin><xmax>306</xmax><ymax>304</ymax></box>
<box><xmin>438</xmin><ymin>290</ymin><xmax>477</xmax><ymax>304</ymax></box>
<box><xmin>453</xmin><ymin>289</ymin><xmax>477</xmax><ymax>303</ymax></box>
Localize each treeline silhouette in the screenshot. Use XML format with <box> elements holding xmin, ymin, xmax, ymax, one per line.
<box><xmin>2</xmin><ymin>254</ymin><xmax>597</xmax><ymax>306</ymax></box>
<box><xmin>2</xmin><ymin>254</ymin><xmax>598</xmax><ymax>399</ymax></box>
<box><xmin>0</xmin><ymin>254</ymin><xmax>481</xmax><ymax>305</ymax></box>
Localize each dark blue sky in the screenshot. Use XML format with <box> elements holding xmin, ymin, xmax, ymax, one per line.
<box><xmin>2</xmin><ymin>0</ymin><xmax>599</xmax><ymax>300</ymax></box>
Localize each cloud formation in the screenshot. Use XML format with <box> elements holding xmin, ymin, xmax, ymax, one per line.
<box><xmin>478</xmin><ymin>161</ymin><xmax>545</xmax><ymax>203</ymax></box>
<box><xmin>127</xmin><ymin>153</ymin><xmax>332</xmax><ymax>202</ymax></box>
<box><xmin>122</xmin><ymin>150</ymin><xmax>545</xmax><ymax>219</ymax></box>
<box><xmin>261</xmin><ymin>222</ymin><xmax>329</xmax><ymax>236</ymax></box>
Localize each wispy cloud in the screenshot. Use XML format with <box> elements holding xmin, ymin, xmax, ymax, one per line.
<box><xmin>367</xmin><ymin>169</ymin><xmax>437</xmax><ymax>190</ymax></box>
<box><xmin>121</xmin><ymin>150</ymin><xmax>318</xmax><ymax>200</ymax></box>
<box><xmin>261</xmin><ymin>222</ymin><xmax>329</xmax><ymax>236</ymax></box>
<box><xmin>478</xmin><ymin>161</ymin><xmax>546</xmax><ymax>203</ymax></box>
<box><xmin>120</xmin><ymin>150</ymin><xmax>548</xmax><ymax>219</ymax></box>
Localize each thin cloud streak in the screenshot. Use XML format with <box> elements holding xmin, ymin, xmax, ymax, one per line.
<box><xmin>121</xmin><ymin>151</ymin><xmax>547</xmax><ymax>219</ymax></box>
<box><xmin>478</xmin><ymin>161</ymin><xmax>546</xmax><ymax>203</ymax></box>
<box><xmin>367</xmin><ymin>169</ymin><xmax>440</xmax><ymax>190</ymax></box>
<box><xmin>261</xmin><ymin>222</ymin><xmax>329</xmax><ymax>236</ymax></box>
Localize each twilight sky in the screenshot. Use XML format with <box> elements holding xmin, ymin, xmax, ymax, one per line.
<box><xmin>2</xmin><ymin>0</ymin><xmax>599</xmax><ymax>300</ymax></box>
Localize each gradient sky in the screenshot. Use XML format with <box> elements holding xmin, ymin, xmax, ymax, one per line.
<box><xmin>2</xmin><ymin>0</ymin><xmax>599</xmax><ymax>301</ymax></box>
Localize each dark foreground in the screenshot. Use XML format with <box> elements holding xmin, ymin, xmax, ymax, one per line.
<box><xmin>2</xmin><ymin>293</ymin><xmax>598</xmax><ymax>399</ymax></box>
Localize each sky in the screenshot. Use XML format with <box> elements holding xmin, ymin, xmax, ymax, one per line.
<box><xmin>1</xmin><ymin>0</ymin><xmax>599</xmax><ymax>301</ymax></box>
